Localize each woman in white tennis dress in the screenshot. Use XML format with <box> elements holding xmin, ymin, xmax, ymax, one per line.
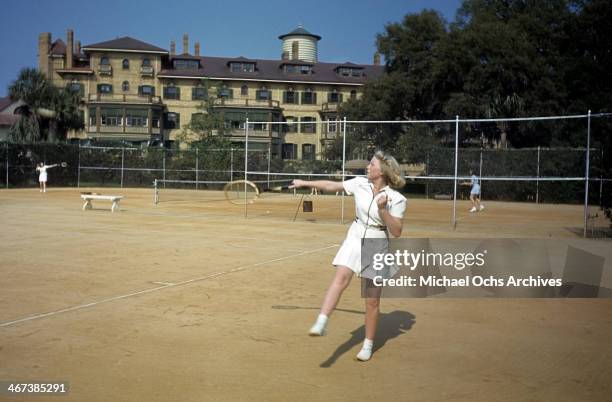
<box><xmin>291</xmin><ymin>150</ymin><xmax>406</xmax><ymax>362</ymax></box>
<box><xmin>36</xmin><ymin>162</ymin><xmax>58</xmax><ymax>193</ymax></box>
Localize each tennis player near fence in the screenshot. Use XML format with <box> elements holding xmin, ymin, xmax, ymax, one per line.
<box><xmin>291</xmin><ymin>150</ymin><xmax>406</xmax><ymax>361</ymax></box>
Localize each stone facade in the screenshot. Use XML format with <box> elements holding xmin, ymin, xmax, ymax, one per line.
<box><xmin>39</xmin><ymin>28</ymin><xmax>383</xmax><ymax>160</ymax></box>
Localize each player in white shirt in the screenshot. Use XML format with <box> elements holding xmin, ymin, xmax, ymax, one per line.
<box><xmin>291</xmin><ymin>150</ymin><xmax>406</xmax><ymax>361</ymax></box>
<box><xmin>36</xmin><ymin>162</ymin><xmax>58</xmax><ymax>193</ymax></box>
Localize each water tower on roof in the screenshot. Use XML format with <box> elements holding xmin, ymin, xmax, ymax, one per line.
<box><xmin>279</xmin><ymin>25</ymin><xmax>321</xmax><ymax>63</ymax></box>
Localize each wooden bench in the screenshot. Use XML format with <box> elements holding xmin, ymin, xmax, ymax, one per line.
<box><xmin>81</xmin><ymin>193</ymin><xmax>124</xmax><ymax>212</ymax></box>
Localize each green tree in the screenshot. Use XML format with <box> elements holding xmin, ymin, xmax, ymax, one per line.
<box><xmin>177</xmin><ymin>78</ymin><xmax>226</xmax><ymax>144</ymax></box>
<box><xmin>8</xmin><ymin>68</ymin><xmax>83</xmax><ymax>142</ymax></box>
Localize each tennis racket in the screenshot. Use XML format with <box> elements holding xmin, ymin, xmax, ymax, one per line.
<box><xmin>223</xmin><ymin>180</ymin><xmax>260</xmax><ymax>205</ymax></box>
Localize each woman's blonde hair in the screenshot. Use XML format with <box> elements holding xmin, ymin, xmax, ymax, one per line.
<box><xmin>374</xmin><ymin>150</ymin><xmax>405</xmax><ymax>189</ymax></box>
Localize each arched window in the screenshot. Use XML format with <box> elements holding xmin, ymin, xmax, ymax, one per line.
<box><xmin>142</xmin><ymin>58</ymin><xmax>151</xmax><ymax>67</ymax></box>
<box><xmin>100</xmin><ymin>57</ymin><xmax>110</xmax><ymax>65</ymax></box>
<box><xmin>241</xmin><ymin>85</ymin><xmax>248</xmax><ymax>96</ymax></box>
<box><xmin>122</xmin><ymin>59</ymin><xmax>130</xmax><ymax>70</ymax></box>
<box><xmin>122</xmin><ymin>81</ymin><xmax>129</xmax><ymax>92</ymax></box>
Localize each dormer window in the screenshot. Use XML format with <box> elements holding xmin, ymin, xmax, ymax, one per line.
<box><xmin>284</xmin><ymin>64</ymin><xmax>312</xmax><ymax>74</ymax></box>
<box><xmin>173</xmin><ymin>59</ymin><xmax>199</xmax><ymax>70</ymax></box>
<box><xmin>337</xmin><ymin>67</ymin><xmax>363</xmax><ymax>77</ymax></box>
<box><xmin>230</xmin><ymin>62</ymin><xmax>255</xmax><ymax>73</ymax></box>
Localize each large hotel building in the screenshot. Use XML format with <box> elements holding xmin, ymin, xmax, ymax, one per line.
<box><xmin>38</xmin><ymin>27</ymin><xmax>383</xmax><ymax>160</ymax></box>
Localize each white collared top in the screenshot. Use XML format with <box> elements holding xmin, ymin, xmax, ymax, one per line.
<box><xmin>343</xmin><ymin>177</ymin><xmax>407</xmax><ymax>227</ymax></box>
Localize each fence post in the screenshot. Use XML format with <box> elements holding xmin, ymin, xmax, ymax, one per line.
<box><xmin>479</xmin><ymin>150</ymin><xmax>483</xmax><ymax>198</ymax></box>
<box><xmin>536</xmin><ymin>146</ymin><xmax>540</xmax><ymax>204</ymax></box>
<box><xmin>162</xmin><ymin>148</ymin><xmax>166</xmax><ymax>188</ymax></box>
<box><xmin>583</xmin><ymin>110</ymin><xmax>591</xmax><ymax>238</ymax></box>
<box><xmin>121</xmin><ymin>147</ymin><xmax>125</xmax><ymax>188</ymax></box>
<box><xmin>77</xmin><ymin>142</ymin><xmax>81</xmax><ymax>188</ymax></box>
<box><xmin>196</xmin><ymin>148</ymin><xmax>199</xmax><ymax>190</ymax></box>
<box><xmin>5</xmin><ymin>143</ymin><xmax>8</xmax><ymax>189</ymax></box>
<box><xmin>267</xmin><ymin>141</ymin><xmax>271</xmax><ymax>188</ymax></box>
<box><xmin>452</xmin><ymin>116</ymin><xmax>459</xmax><ymax>230</ymax></box>
<box><xmin>230</xmin><ymin>148</ymin><xmax>234</xmax><ymax>182</ymax></box>
<box><xmin>244</xmin><ymin>118</ymin><xmax>249</xmax><ymax>218</ymax></box>
<box><xmin>600</xmin><ymin>148</ymin><xmax>604</xmax><ymax>208</ymax></box>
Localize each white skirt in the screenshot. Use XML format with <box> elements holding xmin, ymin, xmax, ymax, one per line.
<box><xmin>39</xmin><ymin>172</ymin><xmax>48</xmax><ymax>182</ymax></box>
<box><xmin>332</xmin><ymin>221</ymin><xmax>388</xmax><ymax>275</ymax></box>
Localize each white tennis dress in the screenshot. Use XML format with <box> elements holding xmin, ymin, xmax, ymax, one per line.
<box><xmin>332</xmin><ymin>177</ymin><xmax>407</xmax><ymax>274</ymax></box>
<box><xmin>470</xmin><ymin>174</ymin><xmax>481</xmax><ymax>195</ymax></box>
<box><xmin>37</xmin><ymin>165</ymin><xmax>49</xmax><ymax>182</ymax></box>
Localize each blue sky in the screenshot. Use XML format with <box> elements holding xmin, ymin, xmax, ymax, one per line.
<box><xmin>0</xmin><ymin>0</ymin><xmax>463</xmax><ymax>97</ymax></box>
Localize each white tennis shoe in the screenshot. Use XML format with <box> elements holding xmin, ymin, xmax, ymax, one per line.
<box><xmin>469</xmin><ymin>207</ymin><xmax>477</xmax><ymax>213</ymax></box>
<box><xmin>309</xmin><ymin>314</ymin><xmax>328</xmax><ymax>336</ymax></box>
<box><xmin>479</xmin><ymin>205</ymin><xmax>485</xmax><ymax>211</ymax></box>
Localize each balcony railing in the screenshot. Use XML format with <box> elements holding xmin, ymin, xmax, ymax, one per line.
<box><xmin>321</xmin><ymin>102</ymin><xmax>339</xmax><ymax>112</ymax></box>
<box><xmin>213</xmin><ymin>98</ymin><xmax>280</xmax><ymax>108</ymax></box>
<box><xmin>98</xmin><ymin>65</ymin><xmax>112</xmax><ymax>75</ymax></box>
<box><xmin>140</xmin><ymin>66</ymin><xmax>154</xmax><ymax>76</ymax></box>
<box><xmin>88</xmin><ymin>94</ymin><xmax>163</xmax><ymax>105</ymax></box>
<box><xmin>87</xmin><ymin>126</ymin><xmax>161</xmax><ymax>135</ymax></box>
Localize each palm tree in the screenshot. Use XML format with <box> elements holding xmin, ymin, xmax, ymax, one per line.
<box><xmin>486</xmin><ymin>93</ymin><xmax>524</xmax><ymax>148</ymax></box>
<box><xmin>8</xmin><ymin>68</ymin><xmax>82</xmax><ymax>143</ymax></box>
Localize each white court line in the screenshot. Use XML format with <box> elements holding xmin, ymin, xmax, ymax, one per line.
<box><xmin>0</xmin><ymin>244</ymin><xmax>338</xmax><ymax>328</ymax></box>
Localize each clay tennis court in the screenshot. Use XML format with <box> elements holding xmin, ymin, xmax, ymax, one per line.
<box><xmin>1</xmin><ymin>188</ymin><xmax>611</xmax><ymax>401</ymax></box>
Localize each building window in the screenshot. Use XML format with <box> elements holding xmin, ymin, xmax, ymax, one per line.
<box><xmin>350</xmin><ymin>90</ymin><xmax>357</xmax><ymax>100</ymax></box>
<box><xmin>163</xmin><ymin>85</ymin><xmax>180</xmax><ymax>100</ymax></box>
<box><xmin>301</xmin><ymin>89</ymin><xmax>317</xmax><ymax>105</ymax></box>
<box><xmin>100</xmin><ymin>57</ymin><xmax>110</xmax><ymax>65</ymax></box>
<box><xmin>100</xmin><ymin>107</ymin><xmax>122</xmax><ymax>126</ymax></box>
<box><xmin>88</xmin><ymin>107</ymin><xmax>96</xmax><ymax>126</ymax></box>
<box><xmin>125</xmin><ymin>108</ymin><xmax>148</xmax><ymax>127</ymax></box>
<box><xmin>241</xmin><ymin>85</ymin><xmax>248</xmax><ymax>96</ymax></box>
<box><xmin>122</xmin><ymin>81</ymin><xmax>129</xmax><ymax>92</ymax></box>
<box><xmin>285</xmin><ymin>116</ymin><xmax>297</xmax><ymax>133</ymax></box>
<box><xmin>68</xmin><ymin>82</ymin><xmax>84</xmax><ymax>97</ymax></box>
<box><xmin>217</xmin><ymin>86</ymin><xmax>233</xmax><ymax>99</ymax></box>
<box><xmin>302</xmin><ymin>144</ymin><xmax>316</xmax><ymax>160</ymax></box>
<box><xmin>282</xmin><ymin>144</ymin><xmax>297</xmax><ymax>160</ymax></box>
<box><xmin>192</xmin><ymin>86</ymin><xmax>207</xmax><ymax>100</ymax></box>
<box><xmin>256</xmin><ymin>87</ymin><xmax>270</xmax><ymax>101</ymax></box>
<box><xmin>301</xmin><ymin>117</ymin><xmax>316</xmax><ymax>133</ymax></box>
<box><xmin>300</xmin><ymin>65</ymin><xmax>311</xmax><ymax>74</ymax></box>
<box><xmin>164</xmin><ymin>112</ymin><xmax>180</xmax><ymax>130</ymax></box>
<box><xmin>173</xmin><ymin>59</ymin><xmax>199</xmax><ymax>70</ymax></box>
<box><xmin>230</xmin><ymin>63</ymin><xmax>255</xmax><ymax>73</ymax></box>
<box><xmin>327</xmin><ymin>117</ymin><xmax>338</xmax><ymax>133</ymax></box>
<box><xmin>122</xmin><ymin>59</ymin><xmax>130</xmax><ymax>70</ymax></box>
<box><xmin>328</xmin><ymin>90</ymin><xmax>343</xmax><ymax>103</ymax></box>
<box><xmin>284</xmin><ymin>64</ymin><xmax>312</xmax><ymax>74</ymax></box>
<box><xmin>138</xmin><ymin>85</ymin><xmax>155</xmax><ymax>96</ymax></box>
<box><xmin>152</xmin><ymin>110</ymin><xmax>161</xmax><ymax>128</ymax></box>
<box><xmin>283</xmin><ymin>89</ymin><xmax>297</xmax><ymax>104</ymax></box>
<box><xmin>142</xmin><ymin>58</ymin><xmax>151</xmax><ymax>67</ymax></box>
<box><xmin>97</xmin><ymin>84</ymin><xmax>113</xmax><ymax>94</ymax></box>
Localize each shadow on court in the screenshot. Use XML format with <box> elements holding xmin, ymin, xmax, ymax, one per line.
<box><xmin>319</xmin><ymin>310</ymin><xmax>415</xmax><ymax>368</ymax></box>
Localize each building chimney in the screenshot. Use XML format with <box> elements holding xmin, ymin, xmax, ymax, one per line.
<box><xmin>183</xmin><ymin>33</ymin><xmax>189</xmax><ymax>55</ymax></box>
<box><xmin>194</xmin><ymin>41</ymin><xmax>200</xmax><ymax>57</ymax></box>
<box><xmin>281</xmin><ymin>51</ymin><xmax>289</xmax><ymax>61</ymax></box>
<box><xmin>38</xmin><ymin>32</ymin><xmax>51</xmax><ymax>77</ymax></box>
<box><xmin>373</xmin><ymin>52</ymin><xmax>381</xmax><ymax>66</ymax></box>
<box><xmin>66</xmin><ymin>29</ymin><xmax>74</xmax><ymax>69</ymax></box>
<box><xmin>75</xmin><ymin>40</ymin><xmax>81</xmax><ymax>57</ymax></box>
<box><xmin>170</xmin><ymin>40</ymin><xmax>176</xmax><ymax>56</ymax></box>
<box><xmin>291</xmin><ymin>41</ymin><xmax>299</xmax><ymax>60</ymax></box>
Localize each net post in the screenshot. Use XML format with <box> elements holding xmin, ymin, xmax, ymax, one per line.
<box><xmin>153</xmin><ymin>179</ymin><xmax>158</xmax><ymax>204</ymax></box>
<box><xmin>195</xmin><ymin>148</ymin><xmax>199</xmax><ymax>191</ymax></box>
<box><xmin>452</xmin><ymin>115</ymin><xmax>459</xmax><ymax>230</ymax></box>
<box><xmin>230</xmin><ymin>148</ymin><xmax>234</xmax><ymax>182</ymax></box>
<box><xmin>600</xmin><ymin>148</ymin><xmax>604</xmax><ymax>208</ymax></box>
<box><xmin>267</xmin><ymin>141</ymin><xmax>271</xmax><ymax>188</ymax></box>
<box><xmin>479</xmin><ymin>149</ymin><xmax>483</xmax><ymax>197</ymax></box>
<box><xmin>244</xmin><ymin>118</ymin><xmax>249</xmax><ymax>218</ymax></box>
<box><xmin>583</xmin><ymin>110</ymin><xmax>592</xmax><ymax>238</ymax></box>
<box><xmin>341</xmin><ymin>116</ymin><xmax>347</xmax><ymax>224</ymax></box>
<box><xmin>121</xmin><ymin>147</ymin><xmax>125</xmax><ymax>188</ymax></box>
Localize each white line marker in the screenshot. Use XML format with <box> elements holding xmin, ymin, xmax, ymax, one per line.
<box><xmin>0</xmin><ymin>244</ymin><xmax>338</xmax><ymax>328</ymax></box>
